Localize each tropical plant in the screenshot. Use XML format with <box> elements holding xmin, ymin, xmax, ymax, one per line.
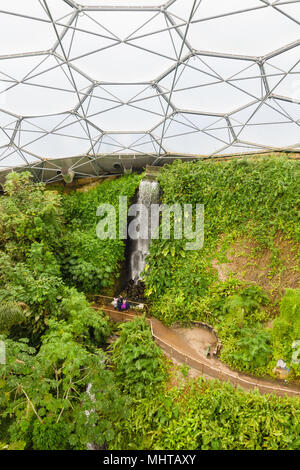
<box><xmin>0</xmin><ymin>172</ymin><xmax>62</xmax><ymax>259</ymax></box>
<box><xmin>226</xmin><ymin>326</ymin><xmax>272</xmax><ymax>371</ymax></box>
<box><xmin>0</xmin><ymin>331</ymin><xmax>127</xmax><ymax>450</ymax></box>
<box><xmin>110</xmin><ymin>378</ymin><xmax>300</xmax><ymax>450</ymax></box>
<box><xmin>145</xmin><ymin>156</ymin><xmax>299</xmax><ymax>377</ymax></box>
<box><xmin>272</xmin><ymin>288</ymin><xmax>300</xmax><ymax>378</ymax></box>
<box><xmin>59</xmin><ymin>173</ymin><xmax>141</xmax><ymax>294</ymax></box>
<box><xmin>111</xmin><ymin>316</ymin><xmax>167</xmax><ymax>398</ymax></box>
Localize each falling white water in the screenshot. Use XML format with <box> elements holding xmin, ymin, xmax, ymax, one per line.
<box><xmin>129</xmin><ymin>179</ymin><xmax>160</xmax><ymax>283</ymax></box>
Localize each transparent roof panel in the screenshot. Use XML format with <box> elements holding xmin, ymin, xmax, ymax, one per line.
<box><xmin>14</xmin><ymin>113</ymin><xmax>101</xmax><ymax>159</ymax></box>
<box><xmin>168</xmin><ymin>0</ymin><xmax>300</xmax><ymax>56</ymax></box>
<box><xmin>152</xmin><ymin>113</ymin><xmax>233</xmax><ymax>154</ymax></box>
<box><xmin>79</xmin><ymin>1</ymin><xmax>164</xmax><ymax>5</ymax></box>
<box><xmin>55</xmin><ymin>10</ymin><xmax>188</xmax><ymax>81</ymax></box>
<box><xmin>166</xmin><ymin>0</ymin><xmax>263</xmax><ymax>22</ymax></box>
<box><xmin>0</xmin><ymin>0</ymin><xmax>73</xmax><ymax>55</ymax></box>
<box><xmin>81</xmin><ymin>84</ymin><xmax>167</xmax><ymax>131</ymax></box>
<box><xmin>0</xmin><ymin>55</ymin><xmax>92</xmax><ymax>115</ymax></box>
<box><xmin>0</xmin><ymin>0</ymin><xmax>299</xmax><ymax>179</ymax></box>
<box><xmin>96</xmin><ymin>133</ymin><xmax>159</xmax><ymax>154</ymax></box>
<box><xmin>158</xmin><ymin>57</ymin><xmax>264</xmax><ymax>113</ymax></box>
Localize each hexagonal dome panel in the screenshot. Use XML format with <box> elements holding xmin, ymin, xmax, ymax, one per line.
<box><xmin>0</xmin><ymin>0</ymin><xmax>299</xmax><ymax>181</ymax></box>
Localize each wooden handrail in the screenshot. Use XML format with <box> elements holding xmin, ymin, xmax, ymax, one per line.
<box><xmin>94</xmin><ymin>305</ymin><xmax>300</xmax><ymax>399</ymax></box>
<box><xmin>93</xmin><ymin>294</ymin><xmax>149</xmax><ymax>313</ymax></box>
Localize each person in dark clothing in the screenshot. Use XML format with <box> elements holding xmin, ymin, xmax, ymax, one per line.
<box><xmin>117</xmin><ymin>296</ymin><xmax>123</xmax><ymax>311</ymax></box>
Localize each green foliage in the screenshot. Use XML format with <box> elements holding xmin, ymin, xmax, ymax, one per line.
<box><xmin>111</xmin><ymin>379</ymin><xmax>300</xmax><ymax>450</ymax></box>
<box><xmin>272</xmin><ymin>288</ymin><xmax>300</xmax><ymax>378</ymax></box>
<box><xmin>32</xmin><ymin>420</ymin><xmax>70</xmax><ymax>450</ymax></box>
<box><xmin>26</xmin><ymin>242</ymin><xmax>61</xmax><ymax>278</ymax></box>
<box><xmin>0</xmin><ymin>172</ymin><xmax>64</xmax><ymax>341</ymax></box>
<box><xmin>111</xmin><ymin>316</ymin><xmax>167</xmax><ymax>398</ymax></box>
<box><xmin>145</xmin><ymin>156</ymin><xmax>299</xmax><ymax>376</ymax></box>
<box><xmin>276</xmin><ymin>288</ymin><xmax>300</xmax><ymax>335</ymax></box>
<box><xmin>0</xmin><ymin>165</ymin><xmax>299</xmax><ymax>450</ymax></box>
<box><xmin>0</xmin><ymin>172</ymin><xmax>138</xmax><ymax>341</ymax></box>
<box><xmin>0</xmin><ymin>252</ymin><xmax>64</xmax><ymax>341</ymax></box>
<box><xmin>57</xmin><ymin>288</ymin><xmax>111</xmax><ymax>347</ymax></box>
<box><xmin>59</xmin><ymin>174</ymin><xmax>141</xmax><ymax>294</ymax></box>
<box><xmin>150</xmin><ymin>289</ymin><xmax>193</xmax><ymax>326</ymax></box>
<box><xmin>0</xmin><ymin>302</ymin><xmax>25</xmax><ymax>334</ymax></box>
<box><xmin>0</xmin><ymin>172</ymin><xmax>62</xmax><ymax>259</ymax></box>
<box><xmin>0</xmin><ymin>330</ymin><xmax>126</xmax><ymax>450</ymax></box>
<box><xmin>59</xmin><ymin>229</ymin><xmax>124</xmax><ymax>293</ymax></box>
<box><xmin>193</xmin><ymin>278</ymin><xmax>243</xmax><ymax>323</ymax></box>
<box><xmin>63</xmin><ymin>174</ymin><xmax>141</xmax><ymax>228</ymax></box>
<box><xmin>180</xmin><ymin>363</ymin><xmax>190</xmax><ymax>378</ymax></box>
<box><xmin>0</xmin><ymin>172</ymin><xmax>134</xmax><ymax>450</ymax></box>
<box><xmin>0</xmin><ymin>441</ymin><xmax>26</xmax><ymax>450</ymax></box>
<box><xmin>220</xmin><ymin>285</ymin><xmax>269</xmax><ymax>329</ymax></box>
<box><xmin>146</xmin><ymin>156</ymin><xmax>299</xmax><ymax>310</ymax></box>
<box><xmin>157</xmin><ymin>156</ymin><xmax>299</xmax><ymax>244</ymax></box>
<box><xmin>146</xmin><ymin>241</ymin><xmax>215</xmax><ymax>325</ymax></box>
<box><xmin>213</xmin><ymin>286</ymin><xmax>272</xmax><ymax>374</ymax></box>
<box><xmin>223</xmin><ymin>285</ymin><xmax>269</xmax><ymax>317</ymax></box>
<box><xmin>225</xmin><ymin>326</ymin><xmax>272</xmax><ymax>371</ymax></box>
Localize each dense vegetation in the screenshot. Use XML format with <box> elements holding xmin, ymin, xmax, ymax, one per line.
<box><xmin>0</xmin><ymin>300</ymin><xmax>123</xmax><ymax>450</ymax></box>
<box><xmin>0</xmin><ymin>158</ymin><xmax>299</xmax><ymax>450</ymax></box>
<box><xmin>111</xmin><ymin>316</ymin><xmax>167</xmax><ymax>399</ymax></box>
<box><xmin>110</xmin><ymin>371</ymin><xmax>300</xmax><ymax>450</ymax></box>
<box><xmin>145</xmin><ymin>156</ymin><xmax>300</xmax><ymax>380</ymax></box>
<box><xmin>0</xmin><ymin>171</ymin><xmax>139</xmax><ymax>449</ymax></box>
<box><xmin>59</xmin><ymin>175</ymin><xmax>141</xmax><ymax>294</ymax></box>
<box><xmin>0</xmin><ymin>172</ymin><xmax>140</xmax><ymax>342</ymax></box>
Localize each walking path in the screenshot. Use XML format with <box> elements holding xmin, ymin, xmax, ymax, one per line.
<box><xmin>93</xmin><ymin>304</ymin><xmax>300</xmax><ymax>398</ymax></box>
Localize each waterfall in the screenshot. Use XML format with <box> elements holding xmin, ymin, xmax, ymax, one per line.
<box><xmin>128</xmin><ymin>179</ymin><xmax>160</xmax><ymax>283</ymax></box>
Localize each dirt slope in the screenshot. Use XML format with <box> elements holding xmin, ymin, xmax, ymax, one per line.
<box><xmin>212</xmin><ymin>234</ymin><xmax>299</xmax><ymax>300</ymax></box>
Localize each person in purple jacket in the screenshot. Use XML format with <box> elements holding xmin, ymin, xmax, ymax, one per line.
<box><xmin>121</xmin><ymin>298</ymin><xmax>130</xmax><ymax>311</ymax></box>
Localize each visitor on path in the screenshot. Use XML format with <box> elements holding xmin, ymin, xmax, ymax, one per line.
<box><xmin>112</xmin><ymin>297</ymin><xmax>118</xmax><ymax>310</ymax></box>
<box><xmin>121</xmin><ymin>298</ymin><xmax>130</xmax><ymax>311</ymax></box>
<box><xmin>117</xmin><ymin>296</ymin><xmax>123</xmax><ymax>311</ymax></box>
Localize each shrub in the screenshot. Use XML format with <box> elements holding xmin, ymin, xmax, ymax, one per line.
<box><xmin>111</xmin><ymin>316</ymin><xmax>167</xmax><ymax>398</ymax></box>
<box><xmin>225</xmin><ymin>326</ymin><xmax>272</xmax><ymax>371</ymax></box>
<box><xmin>0</xmin><ymin>172</ymin><xmax>62</xmax><ymax>258</ymax></box>
<box><xmin>59</xmin><ymin>173</ymin><xmax>141</xmax><ymax>294</ymax></box>
<box><xmin>272</xmin><ymin>288</ymin><xmax>300</xmax><ymax>377</ymax></box>
<box><xmin>58</xmin><ymin>288</ymin><xmax>111</xmax><ymax>347</ymax></box>
<box><xmin>59</xmin><ymin>229</ymin><xmax>124</xmax><ymax>293</ymax></box>
<box><xmin>32</xmin><ymin>420</ymin><xmax>70</xmax><ymax>450</ymax></box>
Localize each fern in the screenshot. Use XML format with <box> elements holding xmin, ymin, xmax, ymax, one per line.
<box><xmin>228</xmin><ymin>326</ymin><xmax>272</xmax><ymax>370</ymax></box>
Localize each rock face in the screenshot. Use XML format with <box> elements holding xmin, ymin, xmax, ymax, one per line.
<box><xmin>273</xmin><ymin>359</ymin><xmax>290</xmax><ymax>380</ymax></box>
<box><xmin>123</xmin><ymin>279</ymin><xmax>146</xmax><ymax>302</ymax></box>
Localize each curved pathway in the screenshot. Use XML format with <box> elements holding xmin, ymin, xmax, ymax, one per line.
<box><xmin>93</xmin><ymin>305</ymin><xmax>300</xmax><ymax>398</ymax></box>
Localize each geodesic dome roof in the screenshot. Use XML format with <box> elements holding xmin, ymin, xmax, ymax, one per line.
<box><xmin>0</xmin><ymin>0</ymin><xmax>300</xmax><ymax>182</ymax></box>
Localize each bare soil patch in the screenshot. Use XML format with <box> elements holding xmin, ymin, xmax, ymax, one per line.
<box><xmin>212</xmin><ymin>234</ymin><xmax>299</xmax><ymax>300</ymax></box>
<box><xmin>171</xmin><ymin>326</ymin><xmax>217</xmax><ymax>359</ymax></box>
